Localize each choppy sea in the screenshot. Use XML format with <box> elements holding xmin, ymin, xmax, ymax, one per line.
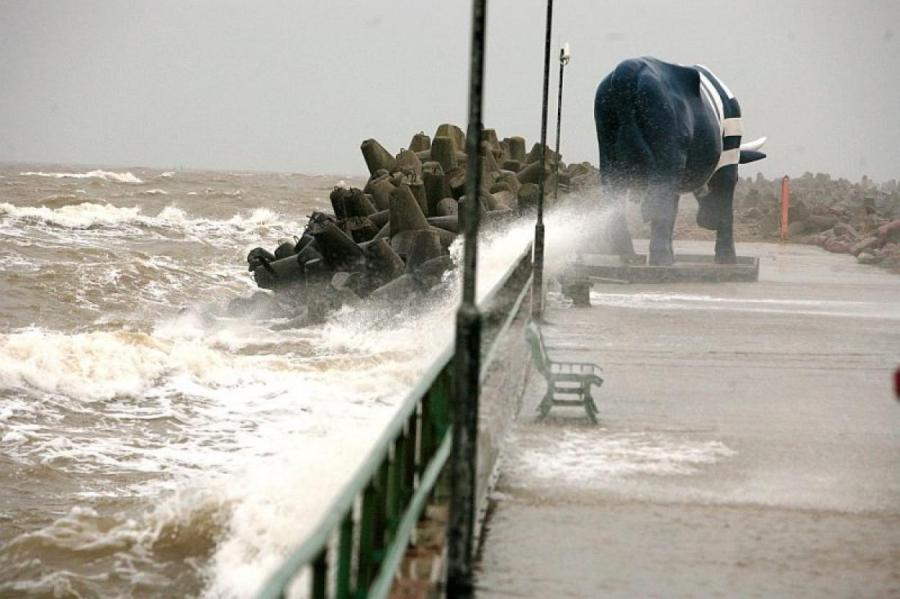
<box><xmin>0</xmin><ymin>163</ymin><xmax>561</xmax><ymax>597</ymax></box>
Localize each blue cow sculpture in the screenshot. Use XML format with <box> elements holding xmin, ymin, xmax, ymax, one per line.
<box><xmin>594</xmin><ymin>57</ymin><xmax>766</xmax><ymax>265</ymax></box>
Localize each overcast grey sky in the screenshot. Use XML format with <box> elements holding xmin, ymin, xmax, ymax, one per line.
<box><xmin>1</xmin><ymin>1</ymin><xmax>898</xmax><ymax>181</ymax></box>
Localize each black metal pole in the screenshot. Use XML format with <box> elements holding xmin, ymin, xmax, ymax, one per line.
<box><xmin>447</xmin><ymin>0</ymin><xmax>485</xmax><ymax>596</ymax></box>
<box><xmin>553</xmin><ymin>48</ymin><xmax>566</xmax><ymax>202</ymax></box>
<box><xmin>532</xmin><ymin>0</ymin><xmax>553</xmax><ymax>321</ymax></box>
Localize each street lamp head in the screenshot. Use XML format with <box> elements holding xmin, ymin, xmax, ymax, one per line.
<box><xmin>560</xmin><ymin>42</ymin><xmax>571</xmax><ymax>65</ymax></box>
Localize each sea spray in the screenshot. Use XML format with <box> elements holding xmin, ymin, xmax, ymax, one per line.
<box><xmin>200</xmin><ymin>195</ymin><xmax>619</xmax><ymax>596</ymax></box>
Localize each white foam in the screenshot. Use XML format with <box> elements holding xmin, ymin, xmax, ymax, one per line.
<box><xmin>0</xmin><ymin>202</ymin><xmax>298</xmax><ymax>246</ymax></box>
<box><xmin>588</xmin><ymin>291</ymin><xmax>900</xmax><ymax>320</ymax></box>
<box><xmin>506</xmin><ymin>429</ymin><xmax>735</xmax><ymax>486</ymax></box>
<box><xmin>19</xmin><ymin>170</ymin><xmax>144</xmax><ymax>184</ymax></box>
<box><xmin>0</xmin><ymin>201</ymin><xmax>143</xmax><ymax>228</ymax></box>
<box><xmin>0</xmin><ymin>328</ymin><xmax>236</xmax><ymax>401</ymax></box>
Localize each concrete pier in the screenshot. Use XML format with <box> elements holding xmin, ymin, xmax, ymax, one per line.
<box><xmin>477</xmin><ymin>241</ymin><xmax>900</xmax><ymax>598</ymax></box>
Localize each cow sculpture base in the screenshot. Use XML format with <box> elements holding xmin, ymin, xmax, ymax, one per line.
<box><xmin>560</xmin><ymin>252</ymin><xmax>759</xmax><ymax>295</ymax></box>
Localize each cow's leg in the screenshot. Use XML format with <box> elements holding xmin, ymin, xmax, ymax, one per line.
<box><xmin>646</xmin><ymin>182</ymin><xmax>679</xmax><ymax>266</ymax></box>
<box><xmin>604</xmin><ymin>188</ymin><xmax>636</xmax><ymax>258</ymax></box>
<box><xmin>669</xmin><ymin>195</ymin><xmax>680</xmax><ymax>259</ymax></box>
<box><xmin>699</xmin><ymin>165</ymin><xmax>739</xmax><ymax>264</ymax></box>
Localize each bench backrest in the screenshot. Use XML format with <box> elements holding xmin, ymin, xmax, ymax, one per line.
<box><xmin>525</xmin><ymin>321</ymin><xmax>551</xmax><ymax>376</ymax></box>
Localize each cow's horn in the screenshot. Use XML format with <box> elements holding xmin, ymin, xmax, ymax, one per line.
<box><xmin>740</xmin><ymin>136</ymin><xmax>767</xmax><ymax>152</ymax></box>
<box><xmin>739</xmin><ymin>149</ymin><xmax>766</xmax><ymax>164</ymax></box>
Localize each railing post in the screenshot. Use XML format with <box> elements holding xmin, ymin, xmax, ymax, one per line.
<box><xmin>447</xmin><ymin>0</ymin><xmax>486</xmax><ymax>596</ymax></box>
<box><xmin>532</xmin><ymin>0</ymin><xmax>554</xmax><ymax>321</ymax></box>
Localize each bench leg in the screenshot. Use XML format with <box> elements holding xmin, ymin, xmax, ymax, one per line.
<box><xmin>536</xmin><ymin>389</ymin><xmax>554</xmax><ymax>420</ymax></box>
<box><xmin>584</xmin><ymin>392</ymin><xmax>599</xmax><ymax>424</ymax></box>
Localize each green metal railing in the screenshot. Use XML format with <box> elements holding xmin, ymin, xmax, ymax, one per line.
<box><xmin>257</xmin><ymin>242</ymin><xmax>534</xmax><ymax>599</ymax></box>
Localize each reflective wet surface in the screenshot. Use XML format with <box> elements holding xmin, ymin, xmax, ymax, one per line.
<box><xmin>477</xmin><ymin>241</ymin><xmax>900</xmax><ymax>598</ymax></box>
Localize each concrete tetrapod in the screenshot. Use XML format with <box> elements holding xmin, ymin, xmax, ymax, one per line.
<box><xmin>365</xmin><ymin>174</ymin><xmax>396</xmax><ymax>211</ymax></box>
<box><xmin>409</xmin><ymin>132</ymin><xmax>431</xmax><ymax>152</ymax></box>
<box><xmin>427</xmin><ymin>215</ymin><xmax>459</xmax><ymax>234</ymax></box>
<box><xmin>364</xmin><ymin>238</ymin><xmax>406</xmax><ymax>285</ymax></box>
<box><xmin>394</xmin><ymin>148</ymin><xmax>424</xmax><ymax>181</ymax></box>
<box><xmin>504</xmin><ymin>136</ymin><xmax>527</xmax><ymax>163</ymax></box>
<box><xmin>423</xmin><ymin>162</ymin><xmax>451</xmax><ymax>215</ymax></box>
<box><xmin>331</xmin><ymin>187</ymin><xmax>377</xmax><ymax>218</ymax></box>
<box><xmin>361</xmin><ymin>138</ymin><xmax>397</xmax><ymax>175</ymax></box>
<box><xmin>244</xmin><ymin>122</ymin><xmax>603</xmax><ymax>325</ymax></box>
<box><xmin>436</xmin><ymin>198</ymin><xmax>459</xmax><ymax>217</ymax></box>
<box><xmin>431</xmin><ymin>136</ymin><xmax>458</xmax><ymax>173</ymax></box>
<box><xmin>403</xmin><ymin>229</ymin><xmax>443</xmax><ymax>271</ymax></box>
<box><xmin>311</xmin><ymin>222</ymin><xmax>365</xmax><ymax>270</ymax></box>
<box><xmin>434</xmin><ymin>123</ymin><xmax>466</xmax><ymax>152</ymax></box>
<box><xmin>274</xmin><ymin>239</ymin><xmax>297</xmax><ymax>260</ymax></box>
<box><xmin>389</xmin><ymin>184</ymin><xmax>430</xmax><ymax>235</ymax></box>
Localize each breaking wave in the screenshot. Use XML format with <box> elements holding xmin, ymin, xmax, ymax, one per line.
<box><xmin>0</xmin><ymin>297</ymin><xmax>451</xmax><ymax>596</ymax></box>
<box><xmin>19</xmin><ymin>170</ymin><xmax>144</xmax><ymax>184</ymax></box>
<box><xmin>0</xmin><ymin>201</ymin><xmax>143</xmax><ymax>229</ymax></box>
<box><xmin>0</xmin><ymin>201</ymin><xmax>295</xmax><ymax>242</ymax></box>
<box><xmin>0</xmin><ymin>327</ymin><xmax>237</xmax><ymax>402</ymax></box>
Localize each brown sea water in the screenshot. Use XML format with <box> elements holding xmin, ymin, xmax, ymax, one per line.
<box><xmin>0</xmin><ymin>163</ymin><xmax>455</xmax><ymax>597</ymax></box>
<box><xmin>0</xmin><ymin>162</ymin><xmax>558</xmax><ymax>597</ymax></box>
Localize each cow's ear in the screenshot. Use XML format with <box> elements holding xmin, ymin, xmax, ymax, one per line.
<box><xmin>671</xmin><ymin>64</ymin><xmax>702</xmax><ymax>97</ymax></box>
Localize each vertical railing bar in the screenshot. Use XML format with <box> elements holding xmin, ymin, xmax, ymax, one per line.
<box><xmin>386</xmin><ymin>439</ymin><xmax>401</xmax><ymax>540</ymax></box>
<box><xmin>438</xmin><ymin>368</ymin><xmax>452</xmax><ymax>437</ymax></box>
<box><xmin>420</xmin><ymin>394</ymin><xmax>434</xmax><ymax>478</ymax></box>
<box><xmin>373</xmin><ymin>459</ymin><xmax>389</xmax><ymax>567</ymax></box>
<box><xmin>356</xmin><ymin>482</ymin><xmax>376</xmax><ymax>596</ymax></box>
<box><xmin>311</xmin><ymin>549</ymin><xmax>327</xmax><ymax>599</ymax></box>
<box><xmin>404</xmin><ymin>410</ymin><xmax>417</xmax><ymax>505</ymax></box>
<box><xmin>336</xmin><ymin>509</ymin><xmax>354</xmax><ymax>599</ymax></box>
<box><xmin>435</xmin><ymin>366</ymin><xmax>453</xmax><ymax>506</ymax></box>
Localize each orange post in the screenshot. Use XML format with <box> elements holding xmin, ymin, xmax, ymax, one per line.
<box><xmin>780</xmin><ymin>175</ymin><xmax>790</xmax><ymax>241</ymax></box>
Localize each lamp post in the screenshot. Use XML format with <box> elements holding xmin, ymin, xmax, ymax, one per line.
<box><xmin>447</xmin><ymin>0</ymin><xmax>486</xmax><ymax>596</ymax></box>
<box><xmin>553</xmin><ymin>42</ymin><xmax>571</xmax><ymax>203</ymax></box>
<box><xmin>532</xmin><ymin>0</ymin><xmax>554</xmax><ymax>321</ymax></box>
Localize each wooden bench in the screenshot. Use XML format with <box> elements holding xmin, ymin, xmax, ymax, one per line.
<box><xmin>525</xmin><ymin>321</ymin><xmax>603</xmax><ymax>423</ymax></box>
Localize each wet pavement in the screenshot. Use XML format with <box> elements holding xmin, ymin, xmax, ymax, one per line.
<box><xmin>476</xmin><ymin>241</ymin><xmax>900</xmax><ymax>598</ymax></box>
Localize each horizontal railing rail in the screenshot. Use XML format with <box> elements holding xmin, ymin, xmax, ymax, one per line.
<box><xmin>257</xmin><ymin>241</ymin><xmax>534</xmax><ymax>599</ymax></box>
